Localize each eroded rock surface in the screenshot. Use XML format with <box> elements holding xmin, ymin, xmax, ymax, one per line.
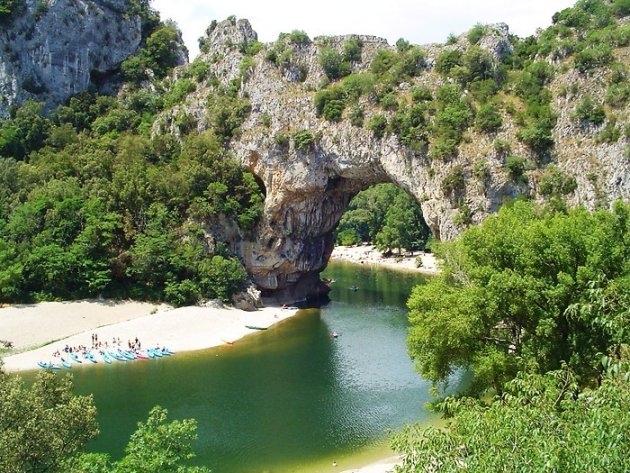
<box><xmin>0</xmin><ymin>0</ymin><xmax>142</xmax><ymax>117</ymax></box>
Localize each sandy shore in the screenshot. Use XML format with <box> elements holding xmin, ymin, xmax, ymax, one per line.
<box><xmin>330</xmin><ymin>244</ymin><xmax>439</xmax><ymax>274</ymax></box>
<box><xmin>339</xmin><ymin>456</ymin><xmax>401</xmax><ymax>473</ymax></box>
<box><xmin>0</xmin><ymin>300</ymin><xmax>298</xmax><ymax>372</ymax></box>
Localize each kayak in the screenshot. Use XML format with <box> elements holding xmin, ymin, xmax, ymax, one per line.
<box><xmin>60</xmin><ymin>357</ymin><xmax>72</xmax><ymax>369</ymax></box>
<box><xmin>69</xmin><ymin>352</ymin><xmax>82</xmax><ymax>363</ymax></box>
<box><xmin>109</xmin><ymin>350</ymin><xmax>125</xmax><ymax>361</ymax></box>
<box><xmin>149</xmin><ymin>348</ymin><xmax>163</xmax><ymax>358</ymax></box>
<box><xmin>159</xmin><ymin>348</ymin><xmax>173</xmax><ymax>356</ymax></box>
<box><xmin>85</xmin><ymin>352</ymin><xmax>98</xmax><ymax>363</ymax></box>
<box><xmin>135</xmin><ymin>351</ymin><xmax>149</xmax><ymax>360</ymax></box>
<box><xmin>146</xmin><ymin>348</ymin><xmax>156</xmax><ymax>358</ymax></box>
<box><xmin>101</xmin><ymin>352</ymin><xmax>112</xmax><ymax>364</ymax></box>
<box><xmin>119</xmin><ymin>350</ymin><xmax>135</xmax><ymax>360</ymax></box>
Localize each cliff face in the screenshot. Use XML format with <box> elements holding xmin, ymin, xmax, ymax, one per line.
<box><xmin>164</xmin><ymin>18</ymin><xmax>630</xmax><ymax>302</ymax></box>
<box><xmin>0</xmin><ymin>0</ymin><xmax>143</xmax><ymax>118</ymax></box>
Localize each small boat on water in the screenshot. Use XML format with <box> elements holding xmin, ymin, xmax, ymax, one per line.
<box><xmin>135</xmin><ymin>351</ymin><xmax>149</xmax><ymax>360</ymax></box>
<box><xmin>245</xmin><ymin>325</ymin><xmax>268</xmax><ymax>330</ymax></box>
<box><xmin>349</xmin><ymin>286</ymin><xmax>359</xmax><ymax>291</ymax></box>
<box><xmin>69</xmin><ymin>352</ymin><xmax>82</xmax><ymax>363</ymax></box>
<box><xmin>101</xmin><ymin>352</ymin><xmax>112</xmax><ymax>364</ymax></box>
<box><xmin>60</xmin><ymin>357</ymin><xmax>72</xmax><ymax>369</ymax></box>
<box><xmin>160</xmin><ymin>348</ymin><xmax>174</xmax><ymax>356</ymax></box>
<box><xmin>38</xmin><ymin>361</ymin><xmax>61</xmax><ymax>370</ymax></box>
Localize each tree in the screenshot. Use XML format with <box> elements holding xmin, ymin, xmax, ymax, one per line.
<box><xmin>0</xmin><ymin>369</ymin><xmax>99</xmax><ymax>473</ymax></box>
<box><xmin>393</xmin><ymin>368</ymin><xmax>630</xmax><ymax>472</ymax></box>
<box><xmin>407</xmin><ymin>201</ymin><xmax>630</xmax><ymax>393</ymax></box>
<box><xmin>375</xmin><ymin>192</ymin><xmax>429</xmax><ymax>253</ymax></box>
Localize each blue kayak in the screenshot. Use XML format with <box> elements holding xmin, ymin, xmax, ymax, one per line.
<box><xmin>38</xmin><ymin>361</ymin><xmax>60</xmax><ymax>370</ymax></box>
<box><xmin>150</xmin><ymin>348</ymin><xmax>163</xmax><ymax>358</ymax></box>
<box><xmin>69</xmin><ymin>352</ymin><xmax>82</xmax><ymax>363</ymax></box>
<box><xmin>146</xmin><ymin>349</ymin><xmax>156</xmax><ymax>358</ymax></box>
<box><xmin>101</xmin><ymin>352</ymin><xmax>112</xmax><ymax>364</ymax></box>
<box><xmin>85</xmin><ymin>352</ymin><xmax>98</xmax><ymax>363</ymax></box>
<box><xmin>60</xmin><ymin>357</ymin><xmax>72</xmax><ymax>368</ymax></box>
<box><xmin>119</xmin><ymin>349</ymin><xmax>135</xmax><ymax>360</ymax></box>
<box><xmin>109</xmin><ymin>350</ymin><xmax>125</xmax><ymax>361</ymax></box>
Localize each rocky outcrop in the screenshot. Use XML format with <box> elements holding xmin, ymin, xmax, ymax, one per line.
<box><xmin>0</xmin><ymin>0</ymin><xmax>143</xmax><ymax>118</ymax></box>
<box><xmin>165</xmin><ymin>19</ymin><xmax>630</xmax><ymax>302</ymax></box>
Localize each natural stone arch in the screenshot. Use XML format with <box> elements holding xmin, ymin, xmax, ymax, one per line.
<box><xmin>236</xmin><ymin>140</ymin><xmax>456</xmax><ymax>303</ymax></box>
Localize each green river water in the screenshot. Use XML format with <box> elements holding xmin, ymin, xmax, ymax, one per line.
<box><xmin>42</xmin><ymin>262</ymin><xmax>465</xmax><ymax>472</ymax></box>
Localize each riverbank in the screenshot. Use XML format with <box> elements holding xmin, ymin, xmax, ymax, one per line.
<box><xmin>330</xmin><ymin>244</ymin><xmax>439</xmax><ymax>274</ymax></box>
<box><xmin>0</xmin><ymin>300</ymin><xmax>298</xmax><ymax>372</ymax></box>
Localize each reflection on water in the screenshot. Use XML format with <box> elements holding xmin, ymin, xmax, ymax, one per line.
<box><xmin>33</xmin><ymin>262</ymin><xmax>463</xmax><ymax>472</ymax></box>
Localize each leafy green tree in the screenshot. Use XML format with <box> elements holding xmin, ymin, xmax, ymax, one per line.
<box><xmin>0</xmin><ymin>369</ymin><xmax>99</xmax><ymax>473</ymax></box>
<box><xmin>393</xmin><ymin>368</ymin><xmax>630</xmax><ymax>472</ymax></box>
<box><xmin>375</xmin><ymin>192</ymin><xmax>430</xmax><ymax>254</ymax></box>
<box><xmin>407</xmin><ymin>201</ymin><xmax>630</xmax><ymax>393</ymax></box>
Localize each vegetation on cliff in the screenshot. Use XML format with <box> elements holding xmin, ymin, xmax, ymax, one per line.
<box><xmin>0</xmin><ymin>8</ymin><xmax>263</xmax><ymax>306</ymax></box>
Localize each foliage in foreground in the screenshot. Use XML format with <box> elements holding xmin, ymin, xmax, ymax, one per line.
<box><xmin>393</xmin><ymin>368</ymin><xmax>630</xmax><ymax>472</ymax></box>
<box><xmin>407</xmin><ymin>200</ymin><xmax>630</xmax><ymax>393</ymax></box>
<box><xmin>0</xmin><ymin>367</ymin><xmax>207</xmax><ymax>473</ymax></box>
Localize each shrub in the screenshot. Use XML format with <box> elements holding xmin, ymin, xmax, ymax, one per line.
<box><xmin>574</xmin><ymin>44</ymin><xmax>613</xmax><ymax>73</ymax></box>
<box><xmin>573</xmin><ymin>96</ymin><xmax>606</xmax><ymax>125</ymax></box>
<box><xmin>411</xmin><ymin>86</ymin><xmax>432</xmax><ymax>102</ymax></box>
<box><xmin>435</xmin><ymin>49</ymin><xmax>463</xmax><ymax>77</ymax></box>
<box><xmin>368</xmin><ymin>115</ymin><xmax>388</xmax><ymax>139</ymax></box>
<box><xmin>349</xmin><ymin>107</ymin><xmax>364</xmax><ymax>127</ymax></box>
<box><xmin>473</xmin><ymin>160</ymin><xmax>490</xmax><ymax>181</ymax></box>
<box><xmin>319</xmin><ymin>47</ymin><xmax>350</xmax><ymax>80</ymax></box>
<box><xmin>474</xmin><ymin>103</ymin><xmax>502</xmax><ymax>133</ymax></box>
<box><xmin>493</xmin><ymin>138</ymin><xmax>512</xmax><ymax>154</ymax></box>
<box><xmin>467</xmin><ymin>24</ymin><xmax>487</xmax><ymax>45</ymax></box>
<box><xmin>323</xmin><ymin>99</ymin><xmax>345</xmax><ymax>122</ymax></box>
<box><xmin>441</xmin><ymin>165</ymin><xmax>466</xmax><ymax>195</ymax></box>
<box><xmin>505</xmin><ymin>155</ymin><xmax>528</xmax><ymax>181</ymax></box>
<box><xmin>606</xmin><ymin>83</ymin><xmax>630</xmax><ymax>108</ymax></box>
<box><xmin>343</xmin><ymin>38</ymin><xmax>363</xmax><ymax>62</ymax></box>
<box><xmin>537</xmin><ymin>166</ymin><xmax>577</xmax><ymax>196</ymax></box>
<box><xmin>292</xmin><ymin>130</ymin><xmax>315</xmax><ymax>151</ymax></box>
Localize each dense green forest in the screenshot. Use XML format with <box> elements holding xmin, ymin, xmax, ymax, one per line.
<box><xmin>335</xmin><ymin>184</ymin><xmax>431</xmax><ymax>253</ymax></box>
<box><xmin>0</xmin><ymin>5</ymin><xmax>263</xmax><ymax>306</ymax></box>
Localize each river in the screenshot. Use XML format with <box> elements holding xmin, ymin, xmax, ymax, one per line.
<box><xmin>61</xmin><ymin>262</ymin><xmax>463</xmax><ymax>472</ymax></box>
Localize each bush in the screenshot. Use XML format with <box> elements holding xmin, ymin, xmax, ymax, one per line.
<box><xmin>435</xmin><ymin>49</ymin><xmax>463</xmax><ymax>77</ymax></box>
<box><xmin>474</xmin><ymin>103</ymin><xmax>502</xmax><ymax>133</ymax></box>
<box><xmin>467</xmin><ymin>23</ymin><xmax>487</xmax><ymax>45</ymax></box>
<box><xmin>573</xmin><ymin>96</ymin><xmax>606</xmax><ymax>125</ymax></box>
<box><xmin>606</xmin><ymin>83</ymin><xmax>630</xmax><ymax>108</ymax></box>
<box><xmin>292</xmin><ymin>130</ymin><xmax>315</xmax><ymax>151</ymax></box>
<box><xmin>505</xmin><ymin>155</ymin><xmax>528</xmax><ymax>181</ymax></box>
<box><xmin>441</xmin><ymin>165</ymin><xmax>466</xmax><ymax>195</ymax></box>
<box><xmin>343</xmin><ymin>38</ymin><xmax>363</xmax><ymax>62</ymax></box>
<box><xmin>537</xmin><ymin>166</ymin><xmax>577</xmax><ymax>196</ymax></box>
<box><xmin>411</xmin><ymin>86</ymin><xmax>432</xmax><ymax>102</ymax></box>
<box><xmin>349</xmin><ymin>107</ymin><xmax>364</xmax><ymax>127</ymax></box>
<box><xmin>319</xmin><ymin>47</ymin><xmax>350</xmax><ymax>80</ymax></box>
<box><xmin>574</xmin><ymin>44</ymin><xmax>613</xmax><ymax>73</ymax></box>
<box><xmin>368</xmin><ymin>115</ymin><xmax>388</xmax><ymax>139</ymax></box>
<box><xmin>323</xmin><ymin>99</ymin><xmax>345</xmax><ymax>122</ymax></box>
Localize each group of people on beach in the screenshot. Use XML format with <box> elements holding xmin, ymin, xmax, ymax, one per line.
<box><xmin>52</xmin><ymin>335</ymin><xmax>143</xmax><ymax>358</ymax></box>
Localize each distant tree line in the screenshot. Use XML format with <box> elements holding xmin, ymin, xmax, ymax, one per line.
<box><xmin>335</xmin><ymin>183</ymin><xmax>431</xmax><ymax>254</ymax></box>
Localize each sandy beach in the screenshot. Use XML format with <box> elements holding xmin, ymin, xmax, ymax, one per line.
<box><xmin>0</xmin><ymin>300</ymin><xmax>298</xmax><ymax>372</ymax></box>
<box><xmin>330</xmin><ymin>244</ymin><xmax>440</xmax><ymax>274</ymax></box>
<box><xmin>340</xmin><ymin>456</ymin><xmax>401</xmax><ymax>473</ymax></box>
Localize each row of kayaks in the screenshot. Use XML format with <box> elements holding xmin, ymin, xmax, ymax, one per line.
<box><xmin>37</xmin><ymin>347</ymin><xmax>174</xmax><ymax>370</ymax></box>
